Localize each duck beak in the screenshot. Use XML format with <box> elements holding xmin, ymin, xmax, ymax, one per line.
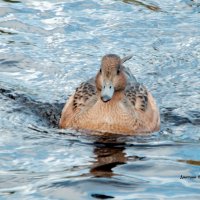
<box><xmin>101</xmin><ymin>82</ymin><xmax>114</xmax><ymax>102</ymax></box>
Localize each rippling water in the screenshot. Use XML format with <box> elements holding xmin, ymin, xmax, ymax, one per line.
<box><xmin>0</xmin><ymin>0</ymin><xmax>200</xmax><ymax>199</ymax></box>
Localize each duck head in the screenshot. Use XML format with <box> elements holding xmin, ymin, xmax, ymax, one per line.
<box><xmin>95</xmin><ymin>54</ymin><xmax>133</xmax><ymax>102</ymax></box>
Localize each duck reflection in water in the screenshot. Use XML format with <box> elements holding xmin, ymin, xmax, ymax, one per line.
<box><xmin>90</xmin><ymin>137</ymin><xmax>144</xmax><ymax>178</ymax></box>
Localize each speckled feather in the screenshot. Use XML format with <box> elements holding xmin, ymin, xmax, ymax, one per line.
<box><xmin>72</xmin><ymin>78</ymin><xmax>97</xmax><ymax>111</ymax></box>
<box><xmin>125</xmin><ymin>83</ymin><xmax>148</xmax><ymax>111</ymax></box>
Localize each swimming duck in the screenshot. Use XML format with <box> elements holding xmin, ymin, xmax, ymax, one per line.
<box><xmin>59</xmin><ymin>54</ymin><xmax>160</xmax><ymax>135</ymax></box>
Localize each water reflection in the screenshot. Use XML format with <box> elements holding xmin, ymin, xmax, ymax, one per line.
<box><xmin>122</xmin><ymin>0</ymin><xmax>161</xmax><ymax>11</ymax></box>
<box><xmin>90</xmin><ymin>138</ymin><xmax>145</xmax><ymax>178</ymax></box>
<box><xmin>2</xmin><ymin>0</ymin><xmax>21</xmax><ymax>3</ymax></box>
<box><xmin>90</xmin><ymin>143</ymin><xmax>127</xmax><ymax>177</ymax></box>
<box><xmin>91</xmin><ymin>193</ymin><xmax>115</xmax><ymax>199</ymax></box>
<box><xmin>0</xmin><ymin>29</ymin><xmax>17</xmax><ymax>35</ymax></box>
<box><xmin>178</xmin><ymin>159</ymin><xmax>200</xmax><ymax>166</ymax></box>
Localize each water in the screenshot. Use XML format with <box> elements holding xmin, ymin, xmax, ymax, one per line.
<box><xmin>0</xmin><ymin>0</ymin><xmax>200</xmax><ymax>199</ymax></box>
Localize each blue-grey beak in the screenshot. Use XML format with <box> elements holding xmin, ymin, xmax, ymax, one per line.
<box><xmin>101</xmin><ymin>82</ymin><xmax>114</xmax><ymax>102</ymax></box>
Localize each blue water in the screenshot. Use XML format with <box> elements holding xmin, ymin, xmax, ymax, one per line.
<box><xmin>0</xmin><ymin>0</ymin><xmax>200</xmax><ymax>199</ymax></box>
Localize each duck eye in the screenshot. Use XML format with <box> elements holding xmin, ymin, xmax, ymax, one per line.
<box><xmin>117</xmin><ymin>69</ymin><xmax>120</xmax><ymax>75</ymax></box>
<box><xmin>100</xmin><ymin>69</ymin><xmax>102</xmax><ymax>73</ymax></box>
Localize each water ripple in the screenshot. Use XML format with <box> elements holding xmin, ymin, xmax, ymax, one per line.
<box><xmin>0</xmin><ymin>0</ymin><xmax>200</xmax><ymax>199</ymax></box>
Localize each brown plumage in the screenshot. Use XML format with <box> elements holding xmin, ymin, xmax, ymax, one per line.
<box><xmin>59</xmin><ymin>54</ymin><xmax>160</xmax><ymax>135</ymax></box>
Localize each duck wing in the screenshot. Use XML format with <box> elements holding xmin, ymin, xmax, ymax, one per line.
<box><xmin>124</xmin><ymin>68</ymin><xmax>148</xmax><ymax>112</ymax></box>
<box><xmin>72</xmin><ymin>78</ymin><xmax>97</xmax><ymax>112</ymax></box>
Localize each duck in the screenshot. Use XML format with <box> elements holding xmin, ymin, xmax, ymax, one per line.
<box><xmin>59</xmin><ymin>54</ymin><xmax>160</xmax><ymax>135</ymax></box>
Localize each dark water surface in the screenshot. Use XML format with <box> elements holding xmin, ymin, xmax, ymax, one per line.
<box><xmin>0</xmin><ymin>0</ymin><xmax>200</xmax><ymax>199</ymax></box>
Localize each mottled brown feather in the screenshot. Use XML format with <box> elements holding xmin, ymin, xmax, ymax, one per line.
<box><xmin>125</xmin><ymin>83</ymin><xmax>148</xmax><ymax>112</ymax></box>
